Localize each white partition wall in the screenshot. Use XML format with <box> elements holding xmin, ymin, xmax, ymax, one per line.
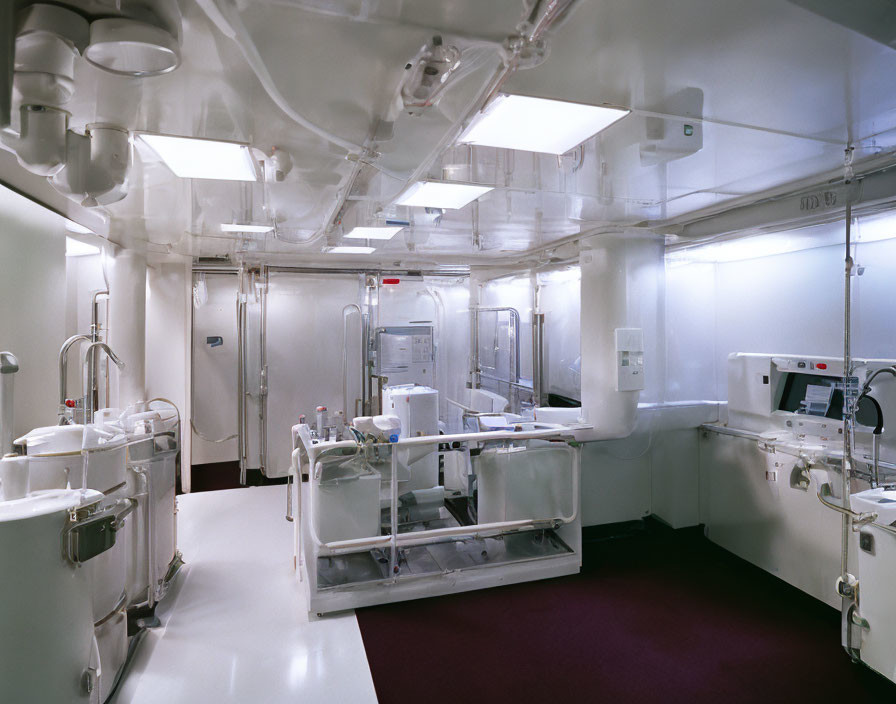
<box><xmin>0</xmin><ymin>185</ymin><xmax>66</xmax><ymax>436</ymax></box>
<box><xmin>191</xmin><ymin>273</ymin><xmax>239</xmax><ymax>465</ymax></box>
<box><xmin>264</xmin><ymin>272</ymin><xmax>362</xmax><ymax>477</ymax></box>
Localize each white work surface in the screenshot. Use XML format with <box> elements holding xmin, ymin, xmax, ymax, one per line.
<box><xmin>112</xmin><ymin>486</ymin><xmax>378</xmax><ymax>703</ymax></box>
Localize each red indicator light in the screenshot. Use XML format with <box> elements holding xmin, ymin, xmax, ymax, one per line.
<box><xmin>65</xmin><ymin>399</ymin><xmax>76</xmax><ymax>408</ymax></box>
<box><xmin>382</xmin><ymin>278</ymin><xmax>400</xmax><ymax>285</ymax></box>
<box><xmin>817</xmin><ymin>363</ymin><xmax>827</xmax><ymax>370</ymax></box>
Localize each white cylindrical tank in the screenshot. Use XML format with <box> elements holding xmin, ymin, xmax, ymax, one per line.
<box><xmin>15</xmin><ymin>423</ymin><xmax>130</xmax><ymax>680</ymax></box>
<box><xmin>0</xmin><ymin>485</ymin><xmax>102</xmax><ymax>703</ymax></box>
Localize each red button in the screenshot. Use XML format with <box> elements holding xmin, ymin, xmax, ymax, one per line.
<box><xmin>65</xmin><ymin>399</ymin><xmax>76</xmax><ymax>408</ymax></box>
<box><xmin>817</xmin><ymin>363</ymin><xmax>827</xmax><ymax>370</ymax></box>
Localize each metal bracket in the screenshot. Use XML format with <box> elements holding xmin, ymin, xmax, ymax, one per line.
<box><xmin>65</xmin><ymin>499</ymin><xmax>135</xmax><ymax>564</ymax></box>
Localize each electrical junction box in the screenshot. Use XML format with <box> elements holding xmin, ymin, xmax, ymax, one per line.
<box><xmin>615</xmin><ymin>328</ymin><xmax>644</xmax><ymax>392</ymax></box>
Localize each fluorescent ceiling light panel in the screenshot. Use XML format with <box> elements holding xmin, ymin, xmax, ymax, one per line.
<box><xmin>344</xmin><ymin>226</ymin><xmax>404</xmax><ymax>240</ymax></box>
<box><xmin>138</xmin><ymin>134</ymin><xmax>258</xmax><ymax>181</ymax></box>
<box><xmin>395</xmin><ymin>181</ymin><xmax>493</xmax><ymax>209</ymax></box>
<box><xmin>66</xmin><ymin>237</ymin><xmax>100</xmax><ymax>257</ymax></box>
<box><xmin>459</xmin><ymin>94</ymin><xmax>629</xmax><ymax>155</ymax></box>
<box><xmin>328</xmin><ymin>246</ymin><xmax>376</xmax><ymax>255</ymax></box>
<box><xmin>220</xmin><ymin>224</ymin><xmax>273</xmax><ymax>233</ymax></box>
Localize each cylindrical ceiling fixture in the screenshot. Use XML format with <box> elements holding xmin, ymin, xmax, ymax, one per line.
<box><xmin>84</xmin><ymin>17</ymin><xmax>180</xmax><ymax>77</ymax></box>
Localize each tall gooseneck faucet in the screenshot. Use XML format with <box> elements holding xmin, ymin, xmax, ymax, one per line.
<box><xmin>58</xmin><ymin>334</ymin><xmax>92</xmax><ymax>424</ymax></box>
<box><xmin>83</xmin><ymin>342</ymin><xmax>125</xmax><ymax>423</ymax></box>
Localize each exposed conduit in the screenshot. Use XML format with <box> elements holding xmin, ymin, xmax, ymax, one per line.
<box><xmin>194</xmin><ymin>0</ymin><xmax>366</xmax><ymax>156</ymax></box>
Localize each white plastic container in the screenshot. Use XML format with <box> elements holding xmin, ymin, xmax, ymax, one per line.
<box><xmin>0</xmin><ymin>455</ymin><xmax>30</xmax><ymax>500</ymax></box>
<box><xmin>476</xmin><ymin>443</ymin><xmax>574</xmax><ymax>523</ymax></box>
<box><xmin>315</xmin><ymin>456</ymin><xmax>380</xmax><ymax>543</ymax></box>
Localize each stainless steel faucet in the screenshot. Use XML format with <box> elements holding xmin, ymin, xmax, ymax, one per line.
<box><xmin>58</xmin><ymin>334</ymin><xmax>92</xmax><ymax>424</ymax></box>
<box><xmin>82</xmin><ymin>342</ymin><xmax>125</xmax><ymax>423</ymax></box>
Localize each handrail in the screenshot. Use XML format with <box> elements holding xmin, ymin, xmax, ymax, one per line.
<box><xmin>303</xmin><ymin>429</ymin><xmax>580</xmax><ymax>557</ymax></box>
<box><xmin>816</xmin><ymin>483</ymin><xmax>877</xmax><ymax>525</ymax></box>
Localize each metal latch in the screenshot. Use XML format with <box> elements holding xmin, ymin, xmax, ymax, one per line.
<box><xmin>65</xmin><ymin>499</ymin><xmax>135</xmax><ymax>564</ymax></box>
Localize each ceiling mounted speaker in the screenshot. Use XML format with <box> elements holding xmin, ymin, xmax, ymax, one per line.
<box><xmin>84</xmin><ymin>17</ymin><xmax>179</xmax><ymax>77</ymax></box>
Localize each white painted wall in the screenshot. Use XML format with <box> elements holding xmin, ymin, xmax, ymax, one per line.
<box><xmin>145</xmin><ymin>256</ymin><xmax>192</xmax><ymax>489</ymax></box>
<box><xmin>0</xmin><ymin>185</ymin><xmax>66</xmax><ymax>438</ymax></box>
<box><xmin>668</xmin><ymin>214</ymin><xmax>896</xmax><ymax>544</ymax></box>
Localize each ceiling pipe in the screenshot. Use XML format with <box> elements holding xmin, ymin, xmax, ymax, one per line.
<box><xmin>663</xmin><ymin>164</ymin><xmax>896</xmax><ymax>244</ymax></box>
<box><xmin>1</xmin><ymin>3</ymin><xmax>182</xmax><ymax>209</ymax></box>
<box><xmin>325</xmin><ymin>0</ymin><xmax>580</xmax><ymax>253</ymax></box>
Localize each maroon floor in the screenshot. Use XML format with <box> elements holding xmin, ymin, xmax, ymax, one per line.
<box><xmin>182</xmin><ymin>462</ymin><xmax>286</xmax><ymax>493</ymax></box>
<box><xmin>356</xmin><ymin>521</ymin><xmax>896</xmax><ymax>704</ymax></box>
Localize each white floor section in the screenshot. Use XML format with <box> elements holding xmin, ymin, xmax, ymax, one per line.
<box><xmin>112</xmin><ymin>486</ymin><xmax>378</xmax><ymax>703</ymax></box>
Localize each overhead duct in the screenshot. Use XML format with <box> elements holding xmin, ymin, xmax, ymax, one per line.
<box><xmin>0</xmin><ymin>3</ymin><xmax>182</xmax><ymax>208</ymax></box>
<box><xmin>668</xmin><ymin>165</ymin><xmax>896</xmax><ymax>243</ymax></box>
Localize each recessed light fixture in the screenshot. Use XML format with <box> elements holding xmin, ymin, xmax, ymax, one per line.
<box><xmin>84</xmin><ymin>18</ymin><xmax>180</xmax><ymax>77</ymax></box>
<box><xmin>395</xmin><ymin>181</ymin><xmax>493</xmax><ymax>209</ymax></box>
<box><xmin>138</xmin><ymin>134</ymin><xmax>258</xmax><ymax>181</ymax></box>
<box><xmin>328</xmin><ymin>246</ymin><xmax>376</xmax><ymax>255</ymax></box>
<box><xmin>66</xmin><ymin>237</ymin><xmax>100</xmax><ymax>257</ymax></box>
<box><xmin>220</xmin><ymin>224</ymin><xmax>273</xmax><ymax>233</ymax></box>
<box><xmin>344</xmin><ymin>226</ymin><xmax>404</xmax><ymax>240</ymax></box>
<box><xmin>458</xmin><ymin>94</ymin><xmax>629</xmax><ymax>155</ymax></box>
<box><xmin>64</xmin><ymin>219</ymin><xmax>94</xmax><ymax>235</ymax></box>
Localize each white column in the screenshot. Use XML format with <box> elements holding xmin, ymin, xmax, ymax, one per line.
<box><xmin>578</xmin><ymin>230</ymin><xmax>661</xmax><ymax>441</ymax></box>
<box><xmin>108</xmin><ymin>248</ymin><xmax>146</xmax><ymax>409</ymax></box>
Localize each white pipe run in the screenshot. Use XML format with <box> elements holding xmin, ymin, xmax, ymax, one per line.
<box><xmin>1</xmin><ymin>5</ymin><xmax>130</xmax><ymax>207</ymax></box>
<box><xmin>108</xmin><ymin>249</ymin><xmax>147</xmax><ymax>409</ymax></box>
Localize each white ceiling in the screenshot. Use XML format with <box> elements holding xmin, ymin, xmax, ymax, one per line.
<box><xmin>8</xmin><ymin>0</ymin><xmax>896</xmax><ymax>264</ymax></box>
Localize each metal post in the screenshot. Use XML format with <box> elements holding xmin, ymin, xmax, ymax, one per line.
<box><xmin>236</xmin><ymin>267</ymin><xmax>248</xmax><ymax>484</ymax></box>
<box><xmin>389</xmin><ymin>446</ymin><xmax>399</xmax><ymax>580</ymax></box>
<box><xmin>0</xmin><ymin>352</ymin><xmax>18</xmax><ymax>455</ymax></box>
<box><xmin>259</xmin><ymin>267</ymin><xmax>269</xmax><ymax>475</ymax></box>
<box><xmin>470</xmin><ymin>307</ymin><xmax>480</xmax><ymax>389</ymax></box>
<box><xmin>532</xmin><ymin>312</ymin><xmax>546</xmax><ymax>407</ymax></box>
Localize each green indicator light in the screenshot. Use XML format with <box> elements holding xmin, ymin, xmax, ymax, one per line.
<box><xmin>683</xmin><ymin>124</ymin><xmax>694</xmax><ymax>137</ymax></box>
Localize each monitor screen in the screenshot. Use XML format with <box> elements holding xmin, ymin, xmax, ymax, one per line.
<box><xmin>777</xmin><ymin>372</ymin><xmax>876</xmax><ymax>425</ymax></box>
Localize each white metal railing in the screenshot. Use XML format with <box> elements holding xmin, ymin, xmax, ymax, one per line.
<box><xmin>295</xmin><ymin>428</ymin><xmax>580</xmax><ymax>583</ymax></box>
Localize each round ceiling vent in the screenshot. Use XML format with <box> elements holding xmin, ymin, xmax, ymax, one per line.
<box><xmin>84</xmin><ymin>17</ymin><xmax>179</xmax><ymax>77</ymax></box>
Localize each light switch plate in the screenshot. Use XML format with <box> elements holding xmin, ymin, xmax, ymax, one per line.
<box><xmin>615</xmin><ymin>327</ymin><xmax>644</xmax><ymax>392</ymax></box>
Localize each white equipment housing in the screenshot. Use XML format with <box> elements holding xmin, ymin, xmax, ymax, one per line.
<box><xmin>382</xmin><ymin>384</ymin><xmax>439</xmax><ymax>491</ymax></box>
<box><xmin>703</xmin><ymin>352</ymin><xmax>896</xmax><ymax>681</ymax></box>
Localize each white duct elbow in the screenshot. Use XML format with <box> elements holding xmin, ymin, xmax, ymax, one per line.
<box><xmin>12</xmin><ymin>5</ymin><xmax>88</xmax><ymax>107</ymax></box>
<box><xmin>3</xmin><ymin>104</ymin><xmax>68</xmax><ymax>176</ymax></box>
<box><xmin>50</xmin><ymin>125</ymin><xmax>131</xmax><ymax>207</ymax></box>
<box><xmin>0</xmin><ymin>5</ymin><xmax>87</xmax><ymax>176</ymax></box>
<box><xmin>2</xmin><ymin>4</ymin><xmax>141</xmax><ymax>207</ymax></box>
